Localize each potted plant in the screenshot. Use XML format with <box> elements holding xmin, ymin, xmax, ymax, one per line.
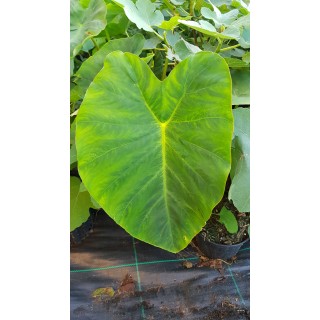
<box><xmin>70</xmin><ymin>0</ymin><xmax>250</xmax><ymax>254</ymax></box>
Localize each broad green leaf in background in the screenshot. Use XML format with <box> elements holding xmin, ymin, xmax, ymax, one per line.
<box><xmin>70</xmin><ymin>144</ymin><xmax>78</xmax><ymax>167</ymax></box>
<box><xmin>112</xmin><ymin>0</ymin><xmax>164</xmax><ymax>33</ymax></box>
<box><xmin>105</xmin><ymin>2</ymin><xmax>130</xmax><ymax>37</ymax></box>
<box><xmin>242</xmin><ymin>51</ymin><xmax>250</xmax><ymax>63</ymax></box>
<box><xmin>165</xmin><ymin>31</ymin><xmax>181</xmax><ymax>47</ymax></box>
<box><xmin>230</xmin><ymin>13</ymin><xmax>250</xmax><ymax>48</ymax></box>
<box><xmin>229</xmin><ymin>107</ymin><xmax>250</xmax><ymax>212</ymax></box>
<box><xmin>143</xmin><ymin>36</ymin><xmax>162</xmax><ymax>49</ymax></box>
<box><xmin>70</xmin><ymin>0</ymin><xmax>107</xmax><ymax>58</ymax></box>
<box><xmin>178</xmin><ymin>20</ymin><xmax>240</xmax><ymax>39</ymax></box>
<box><xmin>219</xmin><ymin>207</ymin><xmax>238</xmax><ymax>234</ymax></box>
<box><xmin>231</xmin><ymin>0</ymin><xmax>250</xmax><ymax>14</ymax></box>
<box><xmin>195</xmin><ymin>0</ymin><xmax>205</xmax><ymax>11</ymax></box>
<box><xmin>231</xmin><ymin>68</ymin><xmax>250</xmax><ymax>105</ymax></box>
<box><xmin>76</xmin><ymin>51</ymin><xmax>233</xmax><ymax>252</ymax></box>
<box><xmin>173</xmin><ymin>39</ymin><xmax>202</xmax><ymax>61</ymax></box>
<box><xmin>71</xmin><ymin>34</ymin><xmax>145</xmax><ymax>102</ymax></box>
<box><xmin>224</xmin><ymin>57</ymin><xmax>248</xmax><ymax>68</ymax></box>
<box><xmin>201</xmin><ymin>5</ymin><xmax>239</xmax><ymax>29</ymax></box>
<box><xmin>70</xmin><ymin>176</ymin><xmax>93</xmax><ymax>231</ymax></box>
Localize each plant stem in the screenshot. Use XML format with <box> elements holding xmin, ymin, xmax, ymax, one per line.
<box><xmin>219</xmin><ymin>44</ymin><xmax>241</xmax><ymax>52</ymax></box>
<box><xmin>215</xmin><ymin>38</ymin><xmax>222</xmax><ymax>53</ymax></box>
<box><xmin>105</xmin><ymin>29</ymin><xmax>111</xmax><ymax>42</ymax></box>
<box><xmin>193</xmin><ymin>30</ymin><xmax>198</xmax><ymax>46</ymax></box>
<box><xmin>190</xmin><ymin>0</ymin><xmax>195</xmax><ymax>16</ymax></box>
<box><xmin>91</xmin><ymin>37</ymin><xmax>100</xmax><ymax>51</ymax></box>
<box><xmin>161</xmin><ymin>58</ymin><xmax>169</xmax><ymax>80</ymax></box>
<box><xmin>163</xmin><ymin>0</ymin><xmax>176</xmax><ymax>14</ymax></box>
<box><xmin>154</xmin><ymin>31</ymin><xmax>164</xmax><ymax>41</ymax></box>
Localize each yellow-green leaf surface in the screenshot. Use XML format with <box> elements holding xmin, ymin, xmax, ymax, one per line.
<box><xmin>76</xmin><ymin>51</ymin><xmax>233</xmax><ymax>252</ymax></box>
<box><xmin>70</xmin><ymin>176</ymin><xmax>93</xmax><ymax>231</ymax></box>
<box><xmin>72</xmin><ymin>34</ymin><xmax>145</xmax><ymax>102</ymax></box>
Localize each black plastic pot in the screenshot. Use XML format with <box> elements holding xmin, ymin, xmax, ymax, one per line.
<box><xmin>70</xmin><ymin>208</ymin><xmax>97</xmax><ymax>246</ymax></box>
<box><xmin>196</xmin><ymin>231</ymin><xmax>249</xmax><ymax>260</ymax></box>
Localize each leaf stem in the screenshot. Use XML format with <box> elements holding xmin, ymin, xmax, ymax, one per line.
<box><xmin>219</xmin><ymin>44</ymin><xmax>241</xmax><ymax>52</ymax></box>
<box><xmin>163</xmin><ymin>0</ymin><xmax>176</xmax><ymax>14</ymax></box>
<box><xmin>190</xmin><ymin>0</ymin><xmax>195</xmax><ymax>16</ymax></box>
<box><xmin>215</xmin><ymin>38</ymin><xmax>223</xmax><ymax>53</ymax></box>
<box><xmin>161</xmin><ymin>58</ymin><xmax>169</xmax><ymax>80</ymax></box>
<box><xmin>91</xmin><ymin>37</ymin><xmax>100</xmax><ymax>51</ymax></box>
<box><xmin>105</xmin><ymin>29</ymin><xmax>111</xmax><ymax>42</ymax></box>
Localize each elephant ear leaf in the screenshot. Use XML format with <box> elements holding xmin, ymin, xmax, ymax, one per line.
<box><xmin>76</xmin><ymin>51</ymin><xmax>233</xmax><ymax>252</ymax></box>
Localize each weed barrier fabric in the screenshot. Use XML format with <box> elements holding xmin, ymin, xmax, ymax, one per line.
<box><xmin>71</xmin><ymin>211</ymin><xmax>250</xmax><ymax>319</ymax></box>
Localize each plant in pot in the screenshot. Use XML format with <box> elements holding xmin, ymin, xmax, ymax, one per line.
<box><xmin>70</xmin><ymin>0</ymin><xmax>250</xmax><ymax>254</ymax></box>
<box><xmin>195</xmin><ymin>106</ymin><xmax>250</xmax><ymax>259</ymax></box>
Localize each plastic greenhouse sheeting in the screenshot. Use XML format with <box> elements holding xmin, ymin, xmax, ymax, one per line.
<box><xmin>71</xmin><ymin>211</ymin><xmax>250</xmax><ymax>319</ymax></box>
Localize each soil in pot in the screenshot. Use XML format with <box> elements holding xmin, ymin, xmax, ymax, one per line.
<box><xmin>194</xmin><ymin>197</ymin><xmax>250</xmax><ymax>259</ymax></box>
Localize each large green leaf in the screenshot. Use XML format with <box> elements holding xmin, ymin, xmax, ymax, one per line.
<box><xmin>112</xmin><ymin>0</ymin><xmax>164</xmax><ymax>33</ymax></box>
<box><xmin>70</xmin><ymin>176</ymin><xmax>93</xmax><ymax>231</ymax></box>
<box><xmin>229</xmin><ymin>108</ymin><xmax>250</xmax><ymax>212</ymax></box>
<box><xmin>70</xmin><ymin>0</ymin><xmax>107</xmax><ymax>58</ymax></box>
<box><xmin>76</xmin><ymin>51</ymin><xmax>233</xmax><ymax>252</ymax></box>
<box><xmin>71</xmin><ymin>34</ymin><xmax>145</xmax><ymax>102</ymax></box>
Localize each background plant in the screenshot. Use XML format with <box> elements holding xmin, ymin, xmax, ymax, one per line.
<box><xmin>70</xmin><ymin>0</ymin><xmax>250</xmax><ymax>249</ymax></box>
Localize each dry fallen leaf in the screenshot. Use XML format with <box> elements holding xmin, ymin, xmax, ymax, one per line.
<box><xmin>182</xmin><ymin>261</ymin><xmax>193</xmax><ymax>269</ymax></box>
<box><xmin>118</xmin><ymin>273</ymin><xmax>135</xmax><ymax>295</ymax></box>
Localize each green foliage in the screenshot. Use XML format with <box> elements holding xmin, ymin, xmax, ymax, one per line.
<box><xmin>70</xmin><ymin>0</ymin><xmax>250</xmax><ymax>251</ymax></box>
<box><xmin>70</xmin><ymin>0</ymin><xmax>107</xmax><ymax>72</ymax></box>
<box><xmin>201</xmin><ymin>5</ymin><xmax>239</xmax><ymax>28</ymax></box>
<box><xmin>76</xmin><ymin>51</ymin><xmax>233</xmax><ymax>252</ymax></box>
<box><xmin>71</xmin><ymin>34</ymin><xmax>145</xmax><ymax>102</ymax></box>
<box><xmin>231</xmin><ymin>69</ymin><xmax>250</xmax><ymax>105</ymax></box>
<box><xmin>219</xmin><ymin>207</ymin><xmax>238</xmax><ymax>234</ymax></box>
<box><xmin>70</xmin><ymin>176</ymin><xmax>94</xmax><ymax>231</ymax></box>
<box><xmin>112</xmin><ymin>0</ymin><xmax>164</xmax><ymax>33</ymax></box>
<box><xmin>229</xmin><ymin>107</ymin><xmax>250</xmax><ymax>212</ymax></box>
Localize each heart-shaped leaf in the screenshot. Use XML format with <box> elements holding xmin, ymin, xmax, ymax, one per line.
<box><xmin>76</xmin><ymin>51</ymin><xmax>233</xmax><ymax>252</ymax></box>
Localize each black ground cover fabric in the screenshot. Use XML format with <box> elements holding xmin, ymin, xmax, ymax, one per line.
<box><xmin>71</xmin><ymin>211</ymin><xmax>250</xmax><ymax>319</ymax></box>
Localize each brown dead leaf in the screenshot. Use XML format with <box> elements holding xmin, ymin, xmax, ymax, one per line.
<box><xmin>118</xmin><ymin>273</ymin><xmax>135</xmax><ymax>295</ymax></box>
<box><xmin>182</xmin><ymin>261</ymin><xmax>193</xmax><ymax>269</ymax></box>
<box><xmin>197</xmin><ymin>258</ymin><xmax>223</xmax><ymax>269</ymax></box>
